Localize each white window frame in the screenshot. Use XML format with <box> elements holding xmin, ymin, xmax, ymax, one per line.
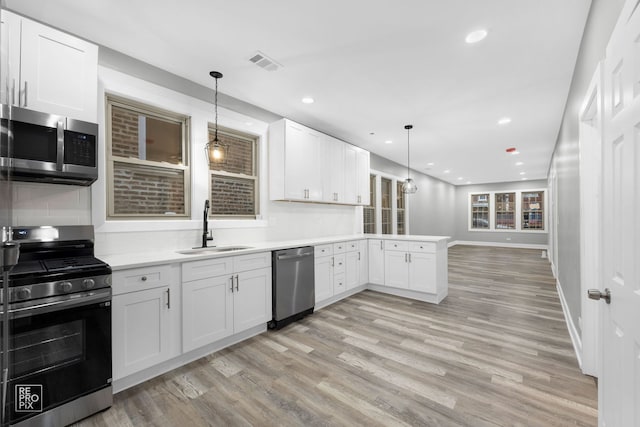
<box><xmin>467</xmin><ymin>188</ymin><xmax>547</xmax><ymax>233</ymax></box>
<box><xmin>369</xmin><ymin>169</ymin><xmax>410</xmax><ymax>235</ymax></box>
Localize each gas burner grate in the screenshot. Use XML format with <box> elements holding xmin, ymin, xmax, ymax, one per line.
<box><xmin>43</xmin><ymin>257</ymin><xmax>106</xmax><ymax>272</ymax></box>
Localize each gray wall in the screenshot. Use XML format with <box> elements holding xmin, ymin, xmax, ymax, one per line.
<box><xmin>550</xmin><ymin>0</ymin><xmax>624</xmax><ymax>329</ymax></box>
<box><xmin>454</xmin><ymin>180</ymin><xmax>549</xmax><ymax>246</ymax></box>
<box><xmin>370</xmin><ymin>153</ymin><xmax>456</xmax><ymax>238</ymax></box>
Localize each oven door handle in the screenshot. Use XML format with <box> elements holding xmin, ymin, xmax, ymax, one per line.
<box><xmin>8</xmin><ymin>289</ymin><xmax>111</xmax><ymax>319</ymax></box>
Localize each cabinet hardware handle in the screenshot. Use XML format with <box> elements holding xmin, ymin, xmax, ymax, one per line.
<box><xmin>235</xmin><ymin>274</ymin><xmax>239</xmax><ymax>291</ymax></box>
<box><xmin>23</xmin><ymin>81</ymin><xmax>27</xmax><ymax>107</ymax></box>
<box><xmin>358</xmin><ymin>252</ymin><xmax>361</xmax><ymax>261</ymax></box>
<box><xmin>409</xmin><ymin>253</ymin><xmax>412</xmax><ymax>263</ymax></box>
<box><xmin>166</xmin><ymin>288</ymin><xmax>171</xmax><ymax>309</ymax></box>
<box><xmin>358</xmin><ymin>195</ymin><xmax>361</xmax><ymax>203</ymax></box>
<box><xmin>141</xmin><ymin>276</ymin><xmax>147</xmax><ymax>282</ymax></box>
<box><xmin>405</xmin><ymin>253</ymin><xmax>408</xmax><ymax>262</ymax></box>
<box><xmin>230</xmin><ymin>275</ymin><xmax>234</xmax><ymax>293</ymax></box>
<box><xmin>380</xmin><ymin>241</ymin><xmax>383</xmax><ymax>250</ymax></box>
<box><xmin>332</xmin><ymin>257</ymin><xmax>334</xmax><ymax>267</ymax></box>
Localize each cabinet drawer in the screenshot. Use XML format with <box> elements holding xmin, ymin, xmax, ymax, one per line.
<box><xmin>182</xmin><ymin>257</ymin><xmax>234</xmax><ymax>283</ymax></box>
<box><xmin>233</xmin><ymin>252</ymin><xmax>271</xmax><ymax>272</ymax></box>
<box><xmin>409</xmin><ymin>242</ymin><xmax>436</xmax><ymax>253</ymax></box>
<box><xmin>345</xmin><ymin>241</ymin><xmax>359</xmax><ymax>252</ymax></box>
<box><xmin>112</xmin><ymin>264</ymin><xmax>176</xmax><ymax>295</ymax></box>
<box><xmin>385</xmin><ymin>240</ymin><xmax>409</xmax><ymax>252</ymax></box>
<box><xmin>333</xmin><ymin>254</ymin><xmax>346</xmax><ymax>274</ymax></box>
<box><xmin>315</xmin><ymin>244</ymin><xmax>333</xmax><ymax>257</ymax></box>
<box><xmin>333</xmin><ymin>242</ymin><xmax>347</xmax><ymax>254</ymax></box>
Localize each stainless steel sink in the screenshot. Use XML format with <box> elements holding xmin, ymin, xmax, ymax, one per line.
<box><xmin>176</xmin><ymin>245</ymin><xmax>253</xmax><ymax>255</ymax></box>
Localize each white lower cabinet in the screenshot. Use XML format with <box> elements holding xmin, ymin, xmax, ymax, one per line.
<box><xmin>408</xmin><ymin>252</ymin><xmax>436</xmax><ymax>293</ymax></box>
<box><xmin>314</xmin><ymin>251</ymin><xmax>334</xmax><ymax>303</ymax></box>
<box><xmin>315</xmin><ymin>241</ymin><xmax>362</xmax><ymax>304</ymax></box>
<box><xmin>368</xmin><ymin>239</ymin><xmax>385</xmax><ymax>285</ymax></box>
<box><xmin>182</xmin><ymin>253</ymin><xmax>271</xmax><ymax>353</ymax></box>
<box><xmin>358</xmin><ymin>240</ymin><xmax>368</xmax><ymax>285</ymax></box>
<box><xmin>384</xmin><ymin>250</ymin><xmax>410</xmax><ymax>288</ymax></box>
<box><xmin>345</xmin><ymin>251</ymin><xmax>359</xmax><ymax>290</ymax></box>
<box><xmin>112</xmin><ymin>264</ymin><xmax>181</xmax><ymax>380</ymax></box>
<box><xmin>381</xmin><ymin>240</ymin><xmax>443</xmax><ymax>295</ymax></box>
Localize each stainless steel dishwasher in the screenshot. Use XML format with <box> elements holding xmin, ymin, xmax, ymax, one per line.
<box><xmin>269</xmin><ymin>246</ymin><xmax>315</xmax><ymax>329</ymax></box>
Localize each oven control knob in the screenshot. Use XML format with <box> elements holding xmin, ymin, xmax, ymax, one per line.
<box><xmin>16</xmin><ymin>287</ymin><xmax>31</xmax><ymax>300</ymax></box>
<box><xmin>58</xmin><ymin>281</ymin><xmax>73</xmax><ymax>293</ymax></box>
<box><xmin>82</xmin><ymin>278</ymin><xmax>96</xmax><ymax>290</ymax></box>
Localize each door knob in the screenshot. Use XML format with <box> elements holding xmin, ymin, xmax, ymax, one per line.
<box><xmin>588</xmin><ymin>288</ymin><xmax>611</xmax><ymax>304</ymax></box>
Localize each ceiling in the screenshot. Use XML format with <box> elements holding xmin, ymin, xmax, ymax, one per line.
<box><xmin>6</xmin><ymin>0</ymin><xmax>592</xmax><ymax>185</ymax></box>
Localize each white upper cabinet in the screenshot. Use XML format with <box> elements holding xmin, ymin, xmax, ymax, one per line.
<box><xmin>323</xmin><ymin>135</ymin><xmax>345</xmax><ymax>203</ymax></box>
<box><xmin>1</xmin><ymin>11</ymin><xmax>98</xmax><ymax>122</ymax></box>
<box><xmin>269</xmin><ymin>119</ymin><xmax>324</xmax><ymax>202</ymax></box>
<box><xmin>269</xmin><ymin>118</ymin><xmax>370</xmax><ymax>205</ymax></box>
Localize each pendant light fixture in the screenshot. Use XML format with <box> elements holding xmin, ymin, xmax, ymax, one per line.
<box><xmin>205</xmin><ymin>71</ymin><xmax>226</xmax><ymax>166</ymax></box>
<box><xmin>401</xmin><ymin>124</ymin><xmax>418</xmax><ymax>194</ymax></box>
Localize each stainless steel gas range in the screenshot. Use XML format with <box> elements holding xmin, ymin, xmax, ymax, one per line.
<box><xmin>1</xmin><ymin>225</ymin><xmax>112</xmax><ymax>426</ymax></box>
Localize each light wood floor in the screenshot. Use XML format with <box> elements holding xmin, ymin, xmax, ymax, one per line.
<box><xmin>77</xmin><ymin>245</ymin><xmax>597</xmax><ymax>426</ymax></box>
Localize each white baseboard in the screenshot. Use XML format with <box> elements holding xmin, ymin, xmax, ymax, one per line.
<box><xmin>448</xmin><ymin>240</ymin><xmax>548</xmax><ymax>250</ymax></box>
<box><xmin>556</xmin><ymin>277</ymin><xmax>583</xmax><ymax>370</ymax></box>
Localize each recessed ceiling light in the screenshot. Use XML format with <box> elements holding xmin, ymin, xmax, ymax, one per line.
<box><xmin>521</xmin><ymin>177</ymin><xmax>528</xmax><ymax>181</ymax></box>
<box><xmin>427</xmin><ymin>162</ymin><xmax>435</xmax><ymax>166</ymax></box>
<box><xmin>385</xmin><ymin>140</ymin><xmax>393</xmax><ymax>144</ymax></box>
<box><xmin>498</xmin><ymin>117</ymin><xmax>512</xmax><ymax>125</ymax></box>
<box><xmin>245</xmin><ymin>122</ymin><xmax>253</xmax><ymax>126</ymax></box>
<box><xmin>443</xmin><ymin>169</ymin><xmax>451</xmax><ymax>174</ymax></box>
<box><xmin>515</xmin><ymin>161</ymin><xmax>524</xmax><ymax>166</ymax></box>
<box><xmin>520</xmin><ymin>171</ymin><xmax>526</xmax><ymax>175</ymax></box>
<box><xmin>465</xmin><ymin>29</ymin><xmax>488</xmax><ymax>44</ymax></box>
<box><xmin>466</xmin><ymin>181</ymin><xmax>472</xmax><ymax>184</ymax></box>
<box><xmin>511</xmin><ymin>150</ymin><xmax>520</xmax><ymax>155</ymax></box>
<box><xmin>301</xmin><ymin>97</ymin><xmax>314</xmax><ymax>104</ymax></box>
<box><xmin>457</xmin><ymin>177</ymin><xmax>463</xmax><ymax>180</ymax></box>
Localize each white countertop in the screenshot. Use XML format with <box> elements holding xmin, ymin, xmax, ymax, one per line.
<box><xmin>102</xmin><ymin>234</ymin><xmax>450</xmax><ymax>271</ymax></box>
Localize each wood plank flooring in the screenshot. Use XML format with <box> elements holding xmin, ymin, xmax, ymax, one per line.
<box><xmin>76</xmin><ymin>245</ymin><xmax>597</xmax><ymax>426</ymax></box>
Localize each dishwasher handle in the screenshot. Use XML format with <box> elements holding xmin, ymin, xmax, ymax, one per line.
<box><xmin>276</xmin><ymin>252</ymin><xmax>314</xmax><ymax>261</ymax></box>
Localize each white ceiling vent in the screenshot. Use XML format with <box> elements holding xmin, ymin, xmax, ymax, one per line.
<box><xmin>249</xmin><ymin>51</ymin><xmax>282</xmax><ymax>71</ymax></box>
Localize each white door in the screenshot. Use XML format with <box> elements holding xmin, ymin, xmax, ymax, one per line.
<box><xmin>598</xmin><ymin>2</ymin><xmax>640</xmax><ymax>425</ymax></box>
<box><xmin>20</xmin><ymin>17</ymin><xmax>98</xmax><ymax>121</ymax></box>
<box><xmin>234</xmin><ymin>267</ymin><xmax>271</xmax><ymax>333</ymax></box>
<box><xmin>384</xmin><ymin>250</ymin><xmax>408</xmax><ymax>289</ymax></box>
<box><xmin>314</xmin><ymin>256</ymin><xmax>334</xmax><ymax>303</ymax></box>
<box><xmin>408</xmin><ymin>252</ymin><xmax>436</xmax><ymax>293</ymax></box>
<box><xmin>182</xmin><ymin>275</ymin><xmax>233</xmax><ymax>353</ymax></box>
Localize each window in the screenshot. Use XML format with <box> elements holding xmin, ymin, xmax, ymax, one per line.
<box><xmin>471</xmin><ymin>193</ymin><xmax>490</xmax><ymax>229</ymax></box>
<box><xmin>208</xmin><ymin>126</ymin><xmax>259</xmax><ymax>218</ymax></box>
<box><xmin>381</xmin><ymin>177</ymin><xmax>392</xmax><ymax>234</ymax></box>
<box><xmin>106</xmin><ymin>95</ymin><xmax>190</xmax><ymax>218</ymax></box>
<box><xmin>522</xmin><ymin>191</ymin><xmax>545</xmax><ymax>230</ymax></box>
<box><xmin>396</xmin><ymin>181</ymin><xmax>406</xmax><ymax>235</ymax></box>
<box><xmin>363</xmin><ymin>175</ymin><xmax>376</xmax><ymax>234</ymax></box>
<box><xmin>495</xmin><ymin>192</ymin><xmax>515</xmax><ymax>229</ymax></box>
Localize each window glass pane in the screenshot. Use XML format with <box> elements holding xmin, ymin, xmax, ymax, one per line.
<box><xmin>209</xmin><ymin>129</ymin><xmax>254</xmax><ymax>175</ymax></box>
<box><xmin>522</xmin><ymin>191</ymin><xmax>545</xmax><ymax>230</ymax></box>
<box><xmin>111</xmin><ymin>105</ymin><xmax>183</xmax><ymax>165</ymax></box>
<box><xmin>363</xmin><ymin>175</ymin><xmax>376</xmax><ymax>234</ymax></box>
<box><xmin>113</xmin><ymin>161</ymin><xmax>185</xmax><ymax>215</ymax></box>
<box><xmin>495</xmin><ymin>192</ymin><xmax>515</xmax><ymax>229</ymax></box>
<box><xmin>471</xmin><ymin>193</ymin><xmax>490</xmax><ymax>229</ymax></box>
<box><xmin>211</xmin><ymin>175</ymin><xmax>255</xmax><ymax>216</ymax></box>
<box><xmin>381</xmin><ymin>178</ymin><xmax>392</xmax><ymax>234</ymax></box>
<box><xmin>397</xmin><ymin>182</ymin><xmax>405</xmax><ymax>235</ymax></box>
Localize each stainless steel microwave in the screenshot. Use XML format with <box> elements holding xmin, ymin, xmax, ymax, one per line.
<box><xmin>0</xmin><ymin>105</ymin><xmax>98</xmax><ymax>186</ymax></box>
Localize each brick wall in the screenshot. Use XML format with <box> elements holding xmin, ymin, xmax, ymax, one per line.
<box><xmin>111</xmin><ymin>106</ymin><xmax>139</xmax><ymax>158</ymax></box>
<box><xmin>209</xmin><ymin>131</ymin><xmax>254</xmax><ymax>175</ymax></box>
<box><xmin>211</xmin><ymin>175</ymin><xmax>255</xmax><ymax>216</ymax></box>
<box><xmin>113</xmin><ymin>162</ymin><xmax>185</xmax><ymax>215</ymax></box>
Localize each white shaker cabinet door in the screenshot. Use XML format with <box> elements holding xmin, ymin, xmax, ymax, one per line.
<box><xmin>408</xmin><ymin>252</ymin><xmax>437</xmax><ymax>293</ymax></box>
<box><xmin>182</xmin><ymin>275</ymin><xmax>234</xmax><ymax>353</ymax></box>
<box><xmin>234</xmin><ymin>267</ymin><xmax>271</xmax><ymax>333</ymax></box>
<box><xmin>112</xmin><ymin>285</ymin><xmax>180</xmax><ymax>380</ymax></box>
<box><xmin>384</xmin><ymin>250</ymin><xmax>409</xmax><ymax>289</ymax></box>
<box><xmin>345</xmin><ymin>250</ymin><xmax>360</xmax><ymax>290</ymax></box>
<box><xmin>314</xmin><ymin>256</ymin><xmax>334</xmax><ymax>303</ymax></box>
<box><xmin>284</xmin><ymin>121</ymin><xmax>323</xmax><ymax>201</ymax></box>
<box><xmin>20</xmin><ymin>17</ymin><xmax>98</xmax><ymax>122</ymax></box>
<box><xmin>367</xmin><ymin>239</ymin><xmax>385</xmax><ymax>285</ymax></box>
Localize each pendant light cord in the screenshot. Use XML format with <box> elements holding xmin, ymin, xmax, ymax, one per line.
<box><xmin>214</xmin><ymin>76</ymin><xmax>219</xmax><ymax>142</ymax></box>
<box><xmin>407</xmin><ymin>128</ymin><xmax>410</xmax><ymax>179</ymax></box>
